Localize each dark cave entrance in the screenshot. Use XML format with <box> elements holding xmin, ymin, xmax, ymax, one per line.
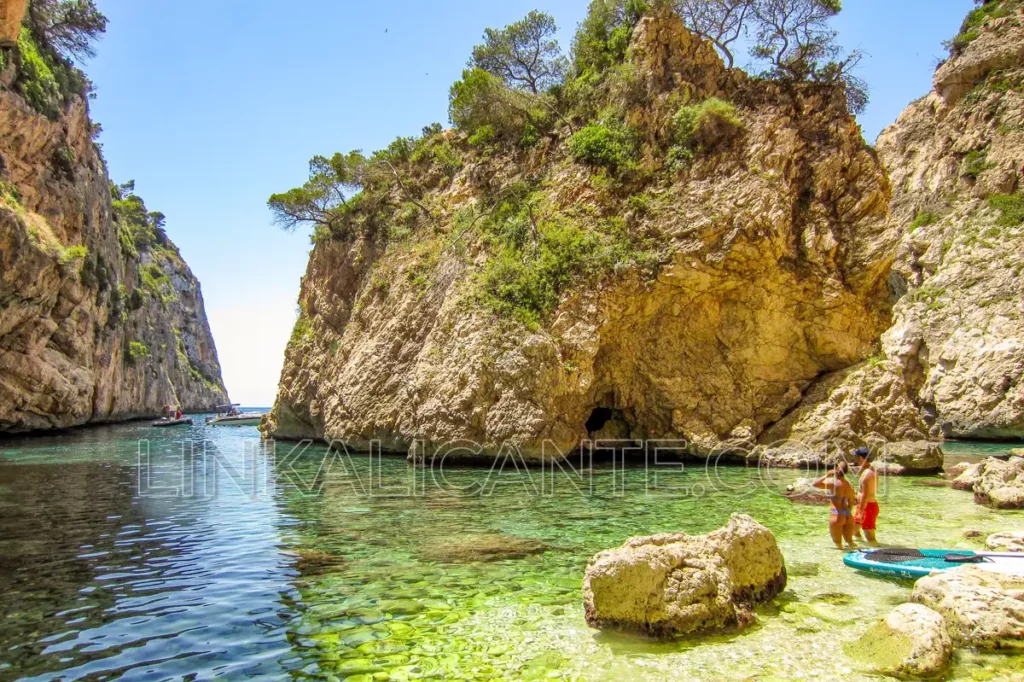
<box><xmin>585</xmin><ymin>407</ymin><xmax>615</xmax><ymax>434</ymax></box>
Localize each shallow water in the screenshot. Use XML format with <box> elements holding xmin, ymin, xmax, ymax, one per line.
<box><xmin>0</xmin><ymin>426</ymin><xmax>1022</xmax><ymax>681</ymax></box>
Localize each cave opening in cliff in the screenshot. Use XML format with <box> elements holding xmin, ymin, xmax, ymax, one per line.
<box><xmin>585</xmin><ymin>407</ymin><xmax>614</xmax><ymax>434</ymax></box>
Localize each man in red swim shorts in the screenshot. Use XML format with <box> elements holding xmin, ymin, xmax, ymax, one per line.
<box><xmin>852</xmin><ymin>447</ymin><xmax>879</xmax><ymax>545</ymax></box>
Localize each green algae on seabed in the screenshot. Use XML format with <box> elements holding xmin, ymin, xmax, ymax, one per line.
<box><xmin>277</xmin><ymin>448</ymin><xmax>1024</xmax><ymax>682</ymax></box>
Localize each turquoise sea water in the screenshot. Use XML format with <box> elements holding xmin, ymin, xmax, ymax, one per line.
<box><xmin>0</xmin><ymin>423</ymin><xmax>1022</xmax><ymax>681</ymax></box>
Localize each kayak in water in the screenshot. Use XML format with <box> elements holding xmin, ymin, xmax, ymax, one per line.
<box><xmin>844</xmin><ymin>548</ymin><xmax>1024</xmax><ymax>579</ymax></box>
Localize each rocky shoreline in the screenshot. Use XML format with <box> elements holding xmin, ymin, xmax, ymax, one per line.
<box><xmin>582</xmin><ymin>514</ymin><xmax>1024</xmax><ymax>678</ymax></box>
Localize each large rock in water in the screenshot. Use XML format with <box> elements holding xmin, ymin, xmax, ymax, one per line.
<box><xmin>912</xmin><ymin>567</ymin><xmax>1024</xmax><ymax>649</ymax></box>
<box><xmin>847</xmin><ymin>603</ymin><xmax>952</xmax><ymax>677</ymax></box>
<box><xmin>964</xmin><ymin>457</ymin><xmax>1024</xmax><ymax>509</ymax></box>
<box><xmin>581</xmin><ymin>514</ymin><xmax>786</xmax><ymax>636</ymax></box>
<box><xmin>875</xmin><ymin>441</ymin><xmax>945</xmax><ymax>475</ymax></box>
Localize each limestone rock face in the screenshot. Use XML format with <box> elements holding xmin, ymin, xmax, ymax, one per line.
<box><xmin>987</xmin><ymin>530</ymin><xmax>1024</xmax><ymax>552</ymax></box>
<box><xmin>912</xmin><ymin>566</ymin><xmax>1024</xmax><ymax>649</ymax></box>
<box><xmin>581</xmin><ymin>514</ymin><xmax>786</xmax><ymax>636</ymax></box>
<box><xmin>0</xmin><ymin>68</ymin><xmax>226</xmax><ymax>430</ymax></box>
<box><xmin>848</xmin><ymin>603</ymin><xmax>952</xmax><ymax>678</ymax></box>
<box><xmin>874</xmin><ymin>13</ymin><xmax>1024</xmax><ymax>441</ymax></box>
<box><xmin>264</xmin><ymin>15</ymin><xmax>895</xmax><ymax>460</ymax></box>
<box><xmin>766</xmin><ymin>5</ymin><xmax>1024</xmax><ymax>445</ymax></box>
<box><xmin>0</xmin><ymin>0</ymin><xmax>26</xmax><ymax>45</ymax></box>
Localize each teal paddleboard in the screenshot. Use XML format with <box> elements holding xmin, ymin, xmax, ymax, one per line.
<box><xmin>843</xmin><ymin>549</ymin><xmax>1011</xmax><ymax>580</ymax></box>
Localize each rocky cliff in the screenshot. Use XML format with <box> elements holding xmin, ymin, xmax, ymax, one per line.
<box><xmin>769</xmin><ymin>0</ymin><xmax>1024</xmax><ymax>449</ymax></box>
<box><xmin>0</xmin><ymin>25</ymin><xmax>227</xmax><ymax>432</ymax></box>
<box><xmin>263</xmin><ymin>10</ymin><xmax>899</xmax><ymax>461</ymax></box>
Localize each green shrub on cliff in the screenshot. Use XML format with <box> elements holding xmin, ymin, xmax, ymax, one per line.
<box><xmin>962</xmin><ymin>148</ymin><xmax>995</xmax><ymax>180</ymax></box>
<box><xmin>909</xmin><ymin>211</ymin><xmax>939</xmax><ymax>232</ymax></box>
<box><xmin>58</xmin><ymin>244</ymin><xmax>87</xmax><ymax>264</ymax></box>
<box><xmin>16</xmin><ymin>29</ymin><xmax>65</xmax><ymax>119</ymax></box>
<box><xmin>127</xmin><ymin>341</ymin><xmax>149</xmax><ymax>361</ymax></box>
<box><xmin>477</xmin><ymin>189</ymin><xmax>656</xmax><ymax>326</ymax></box>
<box><xmin>950</xmin><ymin>0</ymin><xmax>1016</xmax><ymax>53</ymax></box>
<box><xmin>111</xmin><ymin>181</ymin><xmax>171</xmax><ymax>257</ymax></box>
<box><xmin>571</xmin><ymin>0</ymin><xmax>650</xmax><ymax>75</ymax></box>
<box><xmin>989</xmin><ymin>193</ymin><xmax>1024</xmax><ymax>226</ymax></box>
<box><xmin>568</xmin><ymin>121</ymin><xmax>638</xmax><ymax>173</ymax></box>
<box><xmin>449</xmin><ymin>68</ymin><xmax>550</xmax><ymax>142</ymax></box>
<box><xmin>668</xmin><ymin>98</ymin><xmax>743</xmax><ymax>167</ymax></box>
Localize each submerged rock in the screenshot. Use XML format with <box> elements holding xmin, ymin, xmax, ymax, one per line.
<box><xmin>294</xmin><ymin>549</ymin><xmax>347</xmax><ymax>576</ymax></box>
<box><xmin>945</xmin><ymin>462</ymin><xmax>972</xmax><ymax>479</ymax></box>
<box><xmin>912</xmin><ymin>566</ymin><xmax>1024</xmax><ymax>649</ymax></box>
<box><xmin>581</xmin><ymin>514</ymin><xmax>785</xmax><ymax>637</ymax></box>
<box><xmin>847</xmin><ymin>603</ymin><xmax>951</xmax><ymax>678</ymax></box>
<box><xmin>987</xmin><ymin>531</ymin><xmax>1024</xmax><ymax>553</ymax></box>
<box><xmin>419</xmin><ymin>534</ymin><xmax>548</xmax><ymax>563</ymax></box>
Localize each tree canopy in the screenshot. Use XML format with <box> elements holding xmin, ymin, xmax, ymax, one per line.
<box><xmin>267</xmin><ymin>152</ymin><xmax>367</xmax><ymax>232</ymax></box>
<box><xmin>674</xmin><ymin>0</ymin><xmax>751</xmax><ymax>68</ymax></box>
<box><xmin>470</xmin><ymin>10</ymin><xmax>568</xmax><ymax>94</ymax></box>
<box><xmin>27</xmin><ymin>0</ymin><xmax>107</xmax><ymax>61</ymax></box>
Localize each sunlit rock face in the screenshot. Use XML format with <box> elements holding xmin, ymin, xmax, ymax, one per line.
<box><xmin>0</xmin><ymin>55</ymin><xmax>227</xmax><ymax>432</ymax></box>
<box><xmin>264</xmin><ymin>11</ymin><xmax>899</xmax><ymax>461</ymax></box>
<box><xmin>0</xmin><ymin>0</ymin><xmax>26</xmax><ymax>45</ymax></box>
<box><xmin>774</xmin><ymin>7</ymin><xmax>1024</xmax><ymax>446</ymax></box>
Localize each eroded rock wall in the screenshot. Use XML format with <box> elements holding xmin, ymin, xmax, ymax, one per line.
<box><xmin>0</xmin><ymin>0</ymin><xmax>26</xmax><ymax>45</ymax></box>
<box><xmin>770</xmin><ymin>5</ymin><xmax>1024</xmax><ymax>448</ymax></box>
<box><xmin>264</xmin><ymin>13</ymin><xmax>896</xmax><ymax>461</ymax></box>
<box><xmin>0</xmin><ymin>52</ymin><xmax>227</xmax><ymax>431</ymax></box>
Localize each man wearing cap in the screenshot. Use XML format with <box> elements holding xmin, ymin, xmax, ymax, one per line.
<box><xmin>852</xmin><ymin>447</ymin><xmax>879</xmax><ymax>545</ymax></box>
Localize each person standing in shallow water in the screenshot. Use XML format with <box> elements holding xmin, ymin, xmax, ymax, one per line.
<box><xmin>853</xmin><ymin>447</ymin><xmax>880</xmax><ymax>546</ymax></box>
<box><xmin>813</xmin><ymin>461</ymin><xmax>858</xmax><ymax>549</ymax></box>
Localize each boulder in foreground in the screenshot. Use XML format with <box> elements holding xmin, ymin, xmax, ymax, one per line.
<box><xmin>847</xmin><ymin>603</ymin><xmax>951</xmax><ymax>678</ymax></box>
<box><xmin>582</xmin><ymin>514</ymin><xmax>785</xmax><ymax>637</ymax></box>
<box><xmin>912</xmin><ymin>566</ymin><xmax>1024</xmax><ymax>649</ymax></box>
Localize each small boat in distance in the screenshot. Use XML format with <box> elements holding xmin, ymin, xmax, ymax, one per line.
<box><xmin>152</xmin><ymin>417</ymin><xmax>194</xmax><ymax>427</ymax></box>
<box><xmin>206</xmin><ymin>404</ymin><xmax>263</xmax><ymax>427</ymax></box>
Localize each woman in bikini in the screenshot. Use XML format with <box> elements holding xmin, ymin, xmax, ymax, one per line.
<box><xmin>813</xmin><ymin>461</ymin><xmax>858</xmax><ymax>550</ymax></box>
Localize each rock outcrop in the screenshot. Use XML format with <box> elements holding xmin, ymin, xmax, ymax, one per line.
<box><xmin>765</xmin><ymin>1</ymin><xmax>1024</xmax><ymax>448</ymax></box>
<box><xmin>0</xmin><ymin>0</ymin><xmax>26</xmax><ymax>45</ymax></box>
<box><xmin>987</xmin><ymin>530</ymin><xmax>1024</xmax><ymax>551</ymax></box>
<box><xmin>875</xmin><ymin>441</ymin><xmax>945</xmax><ymax>475</ymax></box>
<box><xmin>581</xmin><ymin>514</ymin><xmax>786</xmax><ymax>636</ymax></box>
<box><xmin>912</xmin><ymin>566</ymin><xmax>1024</xmax><ymax>649</ymax></box>
<box><xmin>264</xmin><ymin>11</ymin><xmax>896</xmax><ymax>461</ymax></box>
<box><xmin>951</xmin><ymin>456</ymin><xmax>1024</xmax><ymax>508</ymax></box>
<box><xmin>847</xmin><ymin>603</ymin><xmax>952</xmax><ymax>678</ymax></box>
<box><xmin>0</xmin><ymin>33</ymin><xmax>227</xmax><ymax>431</ymax></box>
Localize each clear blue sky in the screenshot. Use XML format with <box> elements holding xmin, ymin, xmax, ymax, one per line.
<box><xmin>85</xmin><ymin>0</ymin><xmax>971</xmax><ymax>407</ymax></box>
